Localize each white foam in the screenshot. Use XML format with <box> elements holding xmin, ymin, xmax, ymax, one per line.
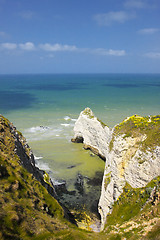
<box><xmin>36</xmin><ymin>162</ymin><xmax>50</xmax><ymax>171</ymax></box>
<box><xmin>51</xmin><ymin>178</ymin><xmax>66</xmax><ymax>186</ymax></box>
<box><xmin>71</xmin><ymin>118</ymin><xmax>77</xmax><ymax>122</ymax></box>
<box><xmin>24</xmin><ymin>120</ymin><xmax>74</xmax><ymax>141</ymax></box>
<box><xmin>64</xmin><ymin>116</ymin><xmax>71</xmax><ymax>121</ymax></box>
<box><xmin>34</xmin><ymin>156</ymin><xmax>43</xmax><ymax>160</ymax></box>
<box><xmin>61</xmin><ymin>123</ymin><xmax>70</xmax><ymax>127</ymax></box>
<box><xmin>26</xmin><ymin>126</ymin><xmax>49</xmax><ymax>133</ymax></box>
<box><xmin>24</xmin><ymin>124</ymin><xmax>65</xmax><ymax>141</ymax></box>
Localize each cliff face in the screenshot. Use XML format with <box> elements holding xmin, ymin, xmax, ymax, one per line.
<box><xmin>72</xmin><ymin>108</ymin><xmax>160</xmax><ymax>230</ymax></box>
<box><xmin>72</xmin><ymin>108</ymin><xmax>111</xmax><ymax>160</ymax></box>
<box><xmin>0</xmin><ymin>114</ymin><xmax>57</xmax><ymax>199</ymax></box>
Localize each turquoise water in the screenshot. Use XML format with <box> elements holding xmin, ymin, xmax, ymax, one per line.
<box><xmin>0</xmin><ymin>73</ymin><xmax>160</xmax><ymax>190</ymax></box>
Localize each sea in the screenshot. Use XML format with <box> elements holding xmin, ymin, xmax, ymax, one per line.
<box><xmin>0</xmin><ymin>73</ymin><xmax>160</xmax><ymax>215</ymax></box>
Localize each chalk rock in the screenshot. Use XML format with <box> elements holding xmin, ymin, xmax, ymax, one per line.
<box><xmin>72</xmin><ymin>109</ymin><xmax>160</xmax><ymax>230</ymax></box>
<box><xmin>71</xmin><ymin>107</ymin><xmax>112</xmax><ymax>160</ymax></box>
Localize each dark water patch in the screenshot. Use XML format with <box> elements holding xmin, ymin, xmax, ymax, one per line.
<box><xmin>74</xmin><ymin>173</ymin><xmax>84</xmax><ymax>195</ymax></box>
<box><xmin>0</xmin><ymin>90</ymin><xmax>37</xmax><ymax>112</ymax></box>
<box><xmin>103</xmin><ymin>83</ymin><xmax>140</xmax><ymax>88</ymax></box>
<box><xmin>16</xmin><ymin>82</ymin><xmax>87</xmax><ymax>92</ymax></box>
<box><xmin>146</xmin><ymin>83</ymin><xmax>160</xmax><ymax>87</ymax></box>
<box><xmin>56</xmin><ymin>171</ymin><xmax>104</xmax><ymax>217</ymax></box>
<box><xmin>87</xmin><ymin>171</ymin><xmax>103</xmax><ymax>186</ymax></box>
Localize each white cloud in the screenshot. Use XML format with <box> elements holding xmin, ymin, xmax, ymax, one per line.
<box><xmin>145</xmin><ymin>52</ymin><xmax>160</xmax><ymax>58</ymax></box>
<box><xmin>94</xmin><ymin>11</ymin><xmax>135</xmax><ymax>26</ymax></box>
<box><xmin>138</xmin><ymin>28</ymin><xmax>159</xmax><ymax>34</ymax></box>
<box><xmin>39</xmin><ymin>43</ymin><xmax>78</xmax><ymax>52</ymax></box>
<box><xmin>93</xmin><ymin>48</ymin><xmax>126</xmax><ymax>56</ymax></box>
<box><xmin>124</xmin><ymin>0</ymin><xmax>147</xmax><ymax>9</ymax></box>
<box><xmin>0</xmin><ymin>42</ymin><xmax>17</xmax><ymax>50</ymax></box>
<box><xmin>19</xmin><ymin>10</ymin><xmax>35</xmax><ymax>20</ymax></box>
<box><xmin>19</xmin><ymin>42</ymin><xmax>35</xmax><ymax>51</ymax></box>
<box><xmin>0</xmin><ymin>41</ymin><xmax>126</xmax><ymax>57</ymax></box>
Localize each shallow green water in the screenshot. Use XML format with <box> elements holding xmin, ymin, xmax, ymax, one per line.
<box><xmin>0</xmin><ymin>73</ymin><xmax>160</xmax><ymax>192</ymax></box>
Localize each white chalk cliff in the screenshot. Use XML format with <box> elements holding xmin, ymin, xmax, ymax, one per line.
<box><xmin>72</xmin><ymin>108</ymin><xmax>160</xmax><ymax>230</ymax></box>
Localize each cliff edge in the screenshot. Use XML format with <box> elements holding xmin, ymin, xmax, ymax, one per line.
<box><xmin>72</xmin><ymin>108</ymin><xmax>160</xmax><ymax>231</ymax></box>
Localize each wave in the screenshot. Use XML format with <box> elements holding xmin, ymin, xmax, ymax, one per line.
<box><xmin>51</xmin><ymin>178</ymin><xmax>66</xmax><ymax>186</ymax></box>
<box><xmin>35</xmin><ymin>161</ymin><xmax>51</xmax><ymax>171</ymax></box>
<box><xmin>27</xmin><ymin>126</ymin><xmax>50</xmax><ymax>133</ymax></box>
<box><xmin>71</xmin><ymin>118</ymin><xmax>77</xmax><ymax>122</ymax></box>
<box><xmin>64</xmin><ymin>116</ymin><xmax>77</xmax><ymax>122</ymax></box>
<box><xmin>34</xmin><ymin>156</ymin><xmax>43</xmax><ymax>160</ymax></box>
<box><xmin>61</xmin><ymin>123</ymin><xmax>70</xmax><ymax>127</ymax></box>
<box><xmin>23</xmin><ymin>115</ymin><xmax>76</xmax><ymax>141</ymax></box>
<box><xmin>64</xmin><ymin>116</ymin><xmax>71</xmax><ymax>121</ymax></box>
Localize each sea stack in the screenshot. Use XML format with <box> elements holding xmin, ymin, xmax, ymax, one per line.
<box><xmin>71</xmin><ymin>107</ymin><xmax>111</xmax><ymax>160</ymax></box>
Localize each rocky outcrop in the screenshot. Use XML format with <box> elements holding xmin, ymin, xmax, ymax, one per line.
<box><xmin>99</xmin><ymin>136</ymin><xmax>160</xmax><ymax>230</ymax></box>
<box><xmin>72</xmin><ymin>108</ymin><xmax>160</xmax><ymax>230</ymax></box>
<box><xmin>71</xmin><ymin>108</ymin><xmax>111</xmax><ymax>160</ymax></box>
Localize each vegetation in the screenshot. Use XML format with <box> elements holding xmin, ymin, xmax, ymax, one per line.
<box><xmin>104</xmin><ymin>172</ymin><xmax>111</xmax><ymax>190</ymax></box>
<box><xmin>109</xmin><ymin>115</ymin><xmax>160</xmax><ymax>152</ymax></box>
<box><xmin>104</xmin><ymin>177</ymin><xmax>160</xmax><ymax>239</ymax></box>
<box><xmin>83</xmin><ymin>108</ymin><xmax>107</xmax><ymax>128</ymax></box>
<box><xmin>43</xmin><ymin>172</ymin><xmax>53</xmax><ymax>188</ymax></box>
<box><xmin>0</xmin><ymin>114</ymin><xmax>160</xmax><ymax>239</ymax></box>
<box><xmin>83</xmin><ymin>108</ymin><xmax>95</xmax><ymax>119</ymax></box>
<box><xmin>97</xmin><ymin>118</ymin><xmax>107</xmax><ymax>128</ymax></box>
<box><xmin>0</xmin><ymin>115</ymin><xmax>107</xmax><ymax>239</ymax></box>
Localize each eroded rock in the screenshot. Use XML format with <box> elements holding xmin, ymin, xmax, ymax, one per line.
<box><xmin>72</xmin><ymin>108</ymin><xmax>160</xmax><ymax>230</ymax></box>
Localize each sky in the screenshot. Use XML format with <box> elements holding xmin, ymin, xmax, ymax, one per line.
<box><xmin>0</xmin><ymin>0</ymin><xmax>160</xmax><ymax>74</ymax></box>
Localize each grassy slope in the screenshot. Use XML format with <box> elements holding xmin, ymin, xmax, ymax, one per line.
<box><xmin>0</xmin><ymin>115</ymin><xmax>160</xmax><ymax>239</ymax></box>
<box><xmin>113</xmin><ymin>115</ymin><xmax>160</xmax><ymax>150</ymax></box>
<box><xmin>104</xmin><ymin>177</ymin><xmax>160</xmax><ymax>239</ymax></box>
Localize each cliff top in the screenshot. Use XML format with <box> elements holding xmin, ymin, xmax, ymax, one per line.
<box><xmin>82</xmin><ymin>107</ymin><xmax>107</xmax><ymax>128</ymax></box>
<box><xmin>114</xmin><ymin>114</ymin><xmax>160</xmax><ymax>150</ymax></box>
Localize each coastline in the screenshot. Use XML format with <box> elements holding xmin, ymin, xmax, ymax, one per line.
<box><xmin>0</xmin><ymin>73</ymin><xmax>160</xmax><ymax>228</ymax></box>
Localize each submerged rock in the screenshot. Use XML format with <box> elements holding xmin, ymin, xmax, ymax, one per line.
<box><xmin>75</xmin><ymin>173</ymin><xmax>84</xmax><ymax>195</ymax></box>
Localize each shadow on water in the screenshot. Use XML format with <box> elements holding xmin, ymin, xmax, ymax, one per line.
<box><xmin>103</xmin><ymin>83</ymin><xmax>140</xmax><ymax>88</ymax></box>
<box><xmin>56</xmin><ymin>171</ymin><xmax>104</xmax><ymax>218</ymax></box>
<box><xmin>103</xmin><ymin>82</ymin><xmax>160</xmax><ymax>89</ymax></box>
<box><xmin>16</xmin><ymin>82</ymin><xmax>87</xmax><ymax>91</ymax></box>
<box><xmin>0</xmin><ymin>90</ymin><xmax>37</xmax><ymax>112</ymax></box>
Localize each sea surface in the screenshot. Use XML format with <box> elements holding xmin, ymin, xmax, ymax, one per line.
<box><xmin>0</xmin><ymin>73</ymin><xmax>160</xmax><ymax>213</ymax></box>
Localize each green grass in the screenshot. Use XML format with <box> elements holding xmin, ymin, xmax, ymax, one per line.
<box><xmin>109</xmin><ymin>115</ymin><xmax>160</xmax><ymax>152</ymax></box>
<box><xmin>82</xmin><ymin>108</ymin><xmax>107</xmax><ymax>128</ymax></box>
<box><xmin>0</xmin><ymin>114</ymin><xmax>160</xmax><ymax>240</ymax></box>
<box><xmin>82</xmin><ymin>108</ymin><xmax>94</xmax><ymax>119</ymax></box>
<box><xmin>104</xmin><ymin>172</ymin><xmax>111</xmax><ymax>190</ymax></box>
<box><xmin>106</xmin><ymin>177</ymin><xmax>160</xmax><ymax>226</ymax></box>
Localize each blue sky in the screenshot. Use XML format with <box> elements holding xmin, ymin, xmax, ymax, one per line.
<box><xmin>0</xmin><ymin>0</ymin><xmax>160</xmax><ymax>73</ymax></box>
